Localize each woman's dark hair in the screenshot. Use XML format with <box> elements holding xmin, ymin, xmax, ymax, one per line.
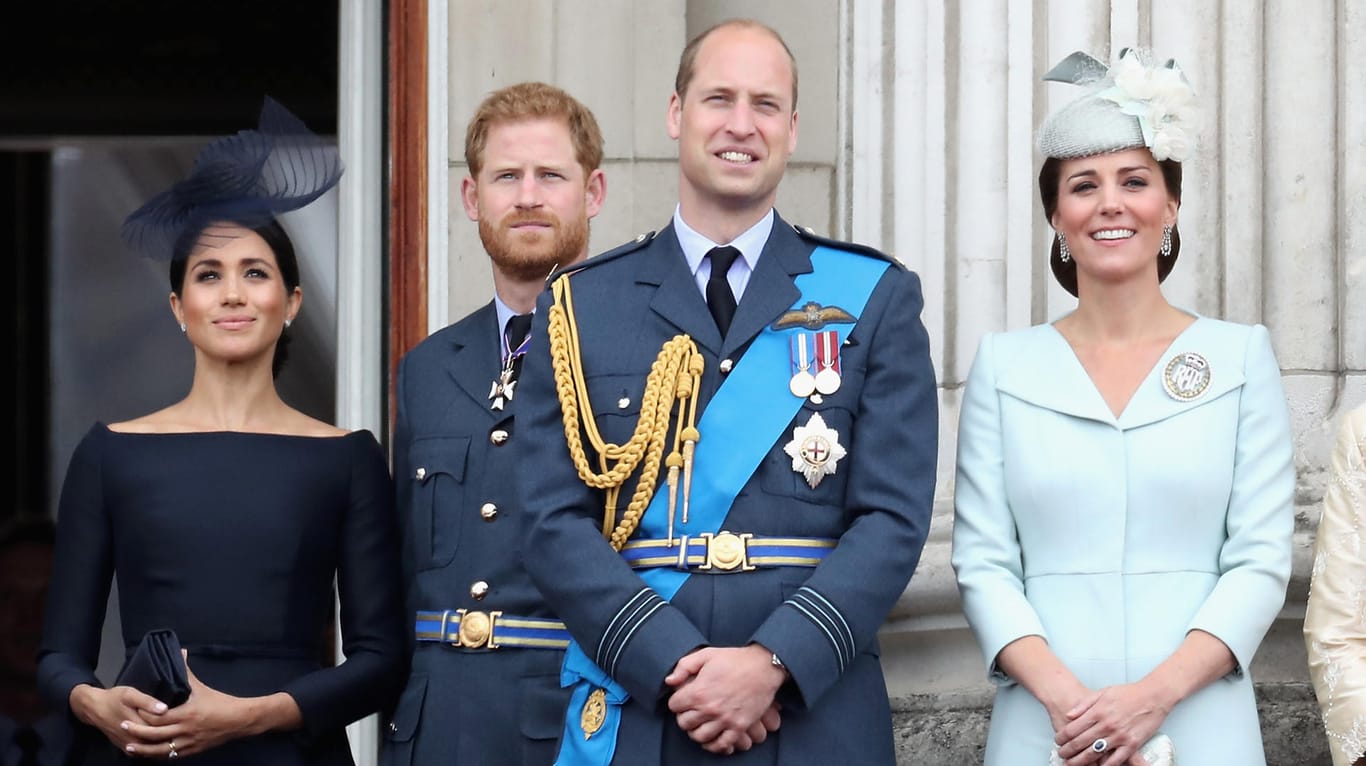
<box><xmin>1038</xmin><ymin>156</ymin><xmax>1183</xmax><ymax>298</ymax></box>
<box><xmin>169</xmin><ymin>218</ymin><xmax>299</xmax><ymax>378</ymax></box>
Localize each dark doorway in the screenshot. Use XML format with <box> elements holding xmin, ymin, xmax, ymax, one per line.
<box><xmin>1</xmin><ymin>1</ymin><xmax>337</xmax><ymax>137</ymax></box>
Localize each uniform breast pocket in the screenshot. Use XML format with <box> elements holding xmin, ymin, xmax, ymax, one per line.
<box><xmin>585</xmin><ymin>373</ymin><xmax>644</xmax><ymax>448</ymax></box>
<box><xmin>760</xmin><ymin>401</ymin><xmax>855</xmax><ymax>508</ymax></box>
<box><xmin>410</xmin><ymin>436</ymin><xmax>470</xmax><ymax>569</ymax></box>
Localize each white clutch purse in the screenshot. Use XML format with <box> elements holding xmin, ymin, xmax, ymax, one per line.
<box><xmin>1048</xmin><ymin>733</ymin><xmax>1175</xmax><ymax>766</ymax></box>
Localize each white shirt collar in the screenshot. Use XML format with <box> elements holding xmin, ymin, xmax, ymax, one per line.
<box><xmin>673</xmin><ymin>206</ymin><xmax>773</xmax><ymax>279</ymax></box>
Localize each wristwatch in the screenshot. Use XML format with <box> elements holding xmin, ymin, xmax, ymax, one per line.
<box><xmin>770</xmin><ymin>652</ymin><xmax>787</xmax><ymax>672</ymax></box>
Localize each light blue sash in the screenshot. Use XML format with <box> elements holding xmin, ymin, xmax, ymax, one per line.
<box><xmin>554</xmin><ymin>246</ymin><xmax>890</xmax><ymax>765</ymax></box>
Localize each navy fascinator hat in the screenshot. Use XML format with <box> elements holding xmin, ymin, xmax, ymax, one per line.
<box><xmin>122</xmin><ymin>96</ymin><xmax>343</xmax><ymax>261</ymax></box>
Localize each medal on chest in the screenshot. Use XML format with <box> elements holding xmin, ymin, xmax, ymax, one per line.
<box><xmin>489</xmin><ymin>330</ymin><xmax>532</xmax><ymax>411</ymax></box>
<box><xmin>789</xmin><ymin>333</ymin><xmax>817</xmax><ymax>398</ymax></box>
<box><xmin>789</xmin><ymin>330</ymin><xmax>843</xmax><ymax>400</ymax></box>
<box><xmin>783</xmin><ymin>411</ymin><xmax>847</xmax><ymax>489</ymax></box>
<box><xmin>488</xmin><ymin>363</ymin><xmax>518</xmax><ymax>411</ymax></box>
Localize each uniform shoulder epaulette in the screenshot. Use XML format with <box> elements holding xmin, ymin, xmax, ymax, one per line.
<box><xmin>790</xmin><ymin>224</ymin><xmax>904</xmax><ymax>270</ymax></box>
<box><xmin>548</xmin><ymin>231</ymin><xmax>657</xmax><ymax>282</ymax></box>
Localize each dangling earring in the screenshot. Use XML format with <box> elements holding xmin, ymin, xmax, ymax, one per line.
<box><xmin>179</xmin><ymin>322</ymin><xmax>187</xmax><ymax>333</ymax></box>
<box><xmin>1160</xmin><ymin>225</ymin><xmax>1173</xmax><ymax>258</ymax></box>
<box><xmin>284</xmin><ymin>319</ymin><xmax>292</xmax><ymax>329</ymax></box>
<box><xmin>1057</xmin><ymin>233</ymin><xmax>1071</xmax><ymax>263</ymax></box>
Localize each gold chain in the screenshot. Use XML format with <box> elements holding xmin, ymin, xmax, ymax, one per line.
<box><xmin>548</xmin><ymin>274</ymin><xmax>703</xmax><ymax>550</ymax></box>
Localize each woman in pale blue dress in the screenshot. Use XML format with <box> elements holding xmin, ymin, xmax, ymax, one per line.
<box><xmin>951</xmin><ymin>49</ymin><xmax>1294</xmax><ymax>766</ymax></box>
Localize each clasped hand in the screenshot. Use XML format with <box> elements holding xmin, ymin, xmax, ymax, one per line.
<box><xmin>664</xmin><ymin>644</ymin><xmax>786</xmax><ymax>755</ymax></box>
<box><xmin>77</xmin><ymin>652</ymin><xmax>251</xmax><ymax>759</ymax></box>
<box><xmin>1054</xmin><ymin>682</ymin><xmax>1168</xmax><ymax>766</ymax></box>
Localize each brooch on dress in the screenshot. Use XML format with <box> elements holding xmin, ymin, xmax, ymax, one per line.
<box><xmin>1162</xmin><ymin>351</ymin><xmax>1211</xmax><ymax>402</ymax></box>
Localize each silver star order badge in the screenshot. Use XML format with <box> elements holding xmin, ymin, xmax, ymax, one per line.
<box><xmin>783</xmin><ymin>411</ymin><xmax>847</xmax><ymax>489</ymax></box>
<box><xmin>489</xmin><ymin>367</ymin><xmax>517</xmax><ymax>411</ymax></box>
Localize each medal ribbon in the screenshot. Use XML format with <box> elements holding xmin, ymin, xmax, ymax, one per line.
<box><xmin>816</xmin><ymin>330</ymin><xmax>840</xmax><ymax>375</ymax></box>
<box><xmin>790</xmin><ymin>333</ymin><xmax>813</xmax><ymax>376</ymax></box>
<box><xmin>503</xmin><ymin>333</ymin><xmax>532</xmax><ymax>367</ymax></box>
<box><xmin>554</xmin><ymin>246</ymin><xmax>891</xmax><ymax>765</ymax></box>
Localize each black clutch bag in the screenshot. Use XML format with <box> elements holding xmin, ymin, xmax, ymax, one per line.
<box><xmin>114</xmin><ymin>628</ymin><xmax>191</xmax><ymax>707</ymax></box>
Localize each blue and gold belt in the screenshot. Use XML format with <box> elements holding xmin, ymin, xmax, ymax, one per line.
<box><xmin>414</xmin><ymin>609</ymin><xmax>570</xmax><ymax>650</ymax></box>
<box><xmin>619</xmin><ymin>533</ymin><xmax>836</xmax><ymax>572</ymax></box>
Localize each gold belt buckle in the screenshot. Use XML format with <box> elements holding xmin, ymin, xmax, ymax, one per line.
<box><xmin>454</xmin><ymin>609</ymin><xmax>502</xmax><ymax>649</ymax></box>
<box><xmin>699</xmin><ymin>531</ymin><xmax>754</xmax><ymax>572</ymax></box>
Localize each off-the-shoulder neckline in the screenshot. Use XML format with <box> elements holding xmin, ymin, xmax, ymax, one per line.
<box><xmin>96</xmin><ymin>422</ymin><xmax>368</xmax><ymax>440</ymax></box>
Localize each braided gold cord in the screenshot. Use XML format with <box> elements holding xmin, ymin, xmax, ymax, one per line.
<box><xmin>548</xmin><ymin>275</ymin><xmax>703</xmax><ymax>550</ymax></box>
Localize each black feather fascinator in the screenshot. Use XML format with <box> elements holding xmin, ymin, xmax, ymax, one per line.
<box><xmin>122</xmin><ymin>96</ymin><xmax>343</xmax><ymax>261</ymax></box>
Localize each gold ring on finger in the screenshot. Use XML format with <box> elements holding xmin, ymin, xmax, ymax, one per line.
<box><xmin>168</xmin><ymin>740</ymin><xmax>179</xmax><ymax>759</ymax></box>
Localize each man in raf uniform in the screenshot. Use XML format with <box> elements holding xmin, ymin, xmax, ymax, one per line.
<box><xmin>383</xmin><ymin>82</ymin><xmax>607</xmax><ymax>765</ymax></box>
<box><xmin>515</xmin><ymin>19</ymin><xmax>937</xmax><ymax>765</ymax></box>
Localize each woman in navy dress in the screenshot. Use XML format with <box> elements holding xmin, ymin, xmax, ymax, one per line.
<box><xmin>37</xmin><ymin>98</ymin><xmax>406</xmax><ymax>764</ymax></box>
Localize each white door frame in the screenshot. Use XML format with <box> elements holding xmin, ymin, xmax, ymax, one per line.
<box><xmin>336</xmin><ymin>1</ymin><xmax>385</xmax><ymax>763</ymax></box>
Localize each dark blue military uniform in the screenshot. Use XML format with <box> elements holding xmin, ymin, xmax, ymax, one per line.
<box><xmin>515</xmin><ymin>214</ymin><xmax>938</xmax><ymax>765</ymax></box>
<box><xmin>383</xmin><ymin>304</ymin><xmax>570</xmax><ymax>765</ymax></box>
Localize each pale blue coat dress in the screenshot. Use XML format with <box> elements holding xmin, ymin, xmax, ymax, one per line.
<box><xmin>951</xmin><ymin>316</ymin><xmax>1294</xmax><ymax>765</ymax></box>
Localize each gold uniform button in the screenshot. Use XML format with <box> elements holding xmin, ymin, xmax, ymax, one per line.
<box><xmin>490</xmin><ymin>429</ymin><xmax>509</xmax><ymax>445</ymax></box>
<box><xmin>415</xmin><ymin>467</ymin><xmax>426</xmax><ymax>480</ymax></box>
<box><xmin>470</xmin><ymin>581</ymin><xmax>489</xmax><ymax>600</ymax></box>
<box><xmin>719</xmin><ymin>359</ymin><xmax>734</xmax><ymax>374</ymax></box>
<box><xmin>617</xmin><ymin>397</ymin><xmax>631</xmax><ymax>409</ymax></box>
<box><xmin>479</xmin><ymin>502</ymin><xmax>498</xmax><ymax>521</ymax></box>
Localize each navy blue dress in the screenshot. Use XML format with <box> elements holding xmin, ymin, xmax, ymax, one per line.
<box><xmin>38</xmin><ymin>424</ymin><xmax>407</xmax><ymax>765</ymax></box>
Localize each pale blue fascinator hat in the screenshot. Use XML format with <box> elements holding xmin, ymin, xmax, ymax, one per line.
<box><xmin>122</xmin><ymin>96</ymin><xmax>343</xmax><ymax>262</ymax></box>
<box><xmin>1037</xmin><ymin>47</ymin><xmax>1196</xmax><ymax>162</ymax></box>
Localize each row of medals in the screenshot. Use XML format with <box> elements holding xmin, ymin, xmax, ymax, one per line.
<box><xmin>788</xmin><ymin>329</ymin><xmax>842</xmax><ymax>400</ymax></box>
<box><xmin>784</xmin><ymin>330</ymin><xmax>847</xmax><ymax>489</ymax></box>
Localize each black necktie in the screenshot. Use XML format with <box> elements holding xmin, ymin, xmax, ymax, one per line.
<box><xmin>504</xmin><ymin>313</ymin><xmax>533</xmax><ymax>380</ymax></box>
<box><xmin>505</xmin><ymin>313</ymin><xmax>533</xmax><ymax>355</ymax></box>
<box><xmin>14</xmin><ymin>725</ymin><xmax>40</xmax><ymax>766</ymax></box>
<box><xmin>705</xmin><ymin>246</ymin><xmax>740</xmax><ymax>337</ymax></box>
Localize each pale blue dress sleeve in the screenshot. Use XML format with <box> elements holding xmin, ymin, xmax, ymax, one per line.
<box><xmin>1184</xmin><ymin>323</ymin><xmax>1294</xmax><ymax>674</ymax></box>
<box><xmin>951</xmin><ymin>332</ymin><xmax>1046</xmax><ymax>683</ymax></box>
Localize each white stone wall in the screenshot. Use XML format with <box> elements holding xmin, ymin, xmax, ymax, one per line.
<box><xmin>438</xmin><ymin>0</ymin><xmax>1366</xmax><ymax>702</ymax></box>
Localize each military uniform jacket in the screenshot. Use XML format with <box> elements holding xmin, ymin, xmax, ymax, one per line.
<box><xmin>384</xmin><ymin>303</ymin><xmax>570</xmax><ymax>766</ymax></box>
<box><xmin>516</xmin><ymin>214</ymin><xmax>939</xmax><ymax>765</ymax></box>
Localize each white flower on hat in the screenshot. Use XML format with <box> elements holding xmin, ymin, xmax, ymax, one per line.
<box><xmin>1150</xmin><ymin>124</ymin><xmax>1190</xmax><ymax>163</ymax></box>
<box><xmin>1098</xmin><ymin>49</ymin><xmax>1197</xmax><ymax>162</ymax></box>
<box><xmin>1112</xmin><ymin>53</ymin><xmax>1156</xmax><ymax>100</ymax></box>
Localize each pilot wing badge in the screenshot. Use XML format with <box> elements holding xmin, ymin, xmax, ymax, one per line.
<box><xmin>772</xmin><ymin>301</ymin><xmax>856</xmax><ymax>331</ymax></box>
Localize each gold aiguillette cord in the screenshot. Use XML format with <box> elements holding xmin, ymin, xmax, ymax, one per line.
<box><xmin>547</xmin><ymin>274</ymin><xmax>703</xmax><ymax>552</ymax></box>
